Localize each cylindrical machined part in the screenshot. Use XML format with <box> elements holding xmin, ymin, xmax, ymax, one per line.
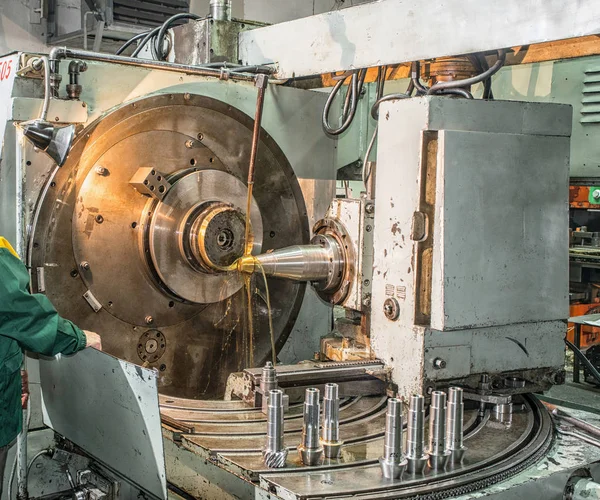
<box><xmin>446</xmin><ymin>387</ymin><xmax>466</xmax><ymax>463</ymax></box>
<box><xmin>260</xmin><ymin>361</ymin><xmax>278</xmax><ymax>393</ymax></box>
<box><xmin>379</xmin><ymin>398</ymin><xmax>407</xmax><ymax>479</ymax></box>
<box><xmin>428</xmin><ymin>391</ymin><xmax>450</xmax><ymax>470</ymax></box>
<box><xmin>321</xmin><ymin>383</ymin><xmax>343</xmax><ymax>458</ymax></box>
<box><xmin>209</xmin><ymin>0</ymin><xmax>232</xmax><ymax>21</ymax></box>
<box><xmin>406</xmin><ymin>394</ymin><xmax>428</xmax><ymax>474</ymax></box>
<box><xmin>298</xmin><ymin>388</ymin><xmax>323</xmax><ymax>465</ymax></box>
<box><xmin>263</xmin><ymin>389</ymin><xmax>288</xmax><ymax>468</ymax></box>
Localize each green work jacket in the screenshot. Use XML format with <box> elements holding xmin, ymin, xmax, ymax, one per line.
<box><xmin>0</xmin><ymin>238</ymin><xmax>87</xmax><ymax>447</ymax></box>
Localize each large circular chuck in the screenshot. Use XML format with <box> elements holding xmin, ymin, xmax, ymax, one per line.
<box><xmin>29</xmin><ymin>92</ymin><xmax>309</xmax><ymax>399</ymax></box>
<box><xmin>145</xmin><ymin>169</ymin><xmax>262</xmax><ymax>304</ymax></box>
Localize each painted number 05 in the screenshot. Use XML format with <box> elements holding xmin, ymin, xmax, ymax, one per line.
<box><xmin>0</xmin><ymin>60</ymin><xmax>13</xmax><ymax>81</ymax></box>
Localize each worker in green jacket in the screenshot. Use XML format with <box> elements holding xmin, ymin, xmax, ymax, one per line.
<box><xmin>0</xmin><ymin>237</ymin><xmax>101</xmax><ymax>495</ymax></box>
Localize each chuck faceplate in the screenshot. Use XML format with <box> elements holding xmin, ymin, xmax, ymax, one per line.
<box><xmin>29</xmin><ymin>92</ymin><xmax>310</xmax><ymax>399</ymax></box>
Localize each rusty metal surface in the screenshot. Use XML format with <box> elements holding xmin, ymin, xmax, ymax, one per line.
<box><xmin>29</xmin><ymin>92</ymin><xmax>309</xmax><ymax>399</ymax></box>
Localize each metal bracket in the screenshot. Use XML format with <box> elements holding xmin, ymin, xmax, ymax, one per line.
<box><xmin>463</xmin><ymin>392</ymin><xmax>512</xmax><ymax>405</ymax></box>
<box><xmin>129</xmin><ymin>167</ymin><xmax>171</xmax><ymax>201</ymax></box>
<box><xmin>337</xmin><ymin>159</ymin><xmax>363</xmax><ymax>181</ymax></box>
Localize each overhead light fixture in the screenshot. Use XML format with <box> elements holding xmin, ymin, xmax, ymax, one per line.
<box><xmin>22</xmin><ymin>120</ymin><xmax>75</xmax><ymax>167</ymax></box>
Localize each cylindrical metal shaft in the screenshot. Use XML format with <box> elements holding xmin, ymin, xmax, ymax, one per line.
<box><xmin>238</xmin><ymin>234</ymin><xmax>343</xmax><ymax>290</ymax></box>
<box><xmin>260</xmin><ymin>361</ymin><xmax>277</xmax><ymax>393</ymax></box>
<box><xmin>428</xmin><ymin>391</ymin><xmax>450</xmax><ymax>470</ymax></box>
<box><xmin>379</xmin><ymin>398</ymin><xmax>407</xmax><ymax>479</ymax></box>
<box><xmin>263</xmin><ymin>389</ymin><xmax>288</xmax><ymax>467</ymax></box>
<box><xmin>321</xmin><ymin>383</ymin><xmax>343</xmax><ymax>458</ymax></box>
<box><xmin>446</xmin><ymin>387</ymin><xmax>466</xmax><ymax>463</ymax></box>
<box><xmin>298</xmin><ymin>388</ymin><xmax>323</xmax><ymax>465</ymax></box>
<box><xmin>260</xmin><ymin>361</ymin><xmax>278</xmax><ymax>413</ymax></box>
<box><xmin>209</xmin><ymin>0</ymin><xmax>232</xmax><ymax>21</ymax></box>
<box><xmin>406</xmin><ymin>394</ymin><xmax>428</xmax><ymax>474</ymax></box>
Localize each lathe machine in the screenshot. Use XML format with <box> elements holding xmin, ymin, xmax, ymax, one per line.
<box><xmin>3</xmin><ymin>1</ymin><xmax>600</xmax><ymax>498</ymax></box>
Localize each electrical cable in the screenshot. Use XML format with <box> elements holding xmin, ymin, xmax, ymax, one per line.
<box><xmin>130</xmin><ymin>26</ymin><xmax>161</xmax><ymax>58</ymax></box>
<box><xmin>322</xmin><ymin>68</ymin><xmax>367</xmax><ymax>136</ymax></box>
<box><xmin>565</xmin><ymin>338</ymin><xmax>600</xmax><ymax>385</ymax></box>
<box><xmin>427</xmin><ymin>49</ymin><xmax>506</xmax><ymax>95</ymax></box>
<box><xmin>26</xmin><ymin>449</ymin><xmax>53</xmax><ymax>484</ymax></box>
<box><xmin>115</xmin><ymin>31</ymin><xmax>149</xmax><ymax>55</ymax></box>
<box><xmin>154</xmin><ymin>13</ymin><xmax>202</xmax><ymax>61</ymax></box>
<box><xmin>411</xmin><ymin>61</ymin><xmax>429</xmax><ymax>95</ymax></box>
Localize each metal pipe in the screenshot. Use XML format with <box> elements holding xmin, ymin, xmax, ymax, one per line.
<box><xmin>298</xmin><ymin>388</ymin><xmax>323</xmax><ymax>465</ymax></box>
<box><xmin>379</xmin><ymin>398</ymin><xmax>407</xmax><ymax>479</ymax></box>
<box><xmin>428</xmin><ymin>391</ymin><xmax>450</xmax><ymax>470</ymax></box>
<box><xmin>210</xmin><ymin>0</ymin><xmax>232</xmax><ymax>21</ymax></box>
<box><xmin>556</xmin><ymin>427</ymin><xmax>600</xmax><ymax>449</ymax></box>
<box><xmin>406</xmin><ymin>394</ymin><xmax>428</xmax><ymax>474</ymax></box>
<box><xmin>263</xmin><ymin>389</ymin><xmax>288</xmax><ymax>468</ymax></box>
<box><xmin>446</xmin><ymin>387</ymin><xmax>466</xmax><ymax>463</ymax></box>
<box><xmin>553</xmin><ymin>409</ymin><xmax>600</xmax><ymax>440</ymax></box>
<box><xmin>48</xmin><ymin>47</ymin><xmax>255</xmax><ymax>82</ymax></box>
<box><xmin>30</xmin><ymin>56</ymin><xmax>51</xmax><ymax>121</ymax></box>
<box><xmin>243</xmin><ymin>74</ymin><xmax>269</xmax><ymax>249</ymax></box>
<box><xmin>321</xmin><ymin>383</ymin><xmax>343</xmax><ymax>458</ymax></box>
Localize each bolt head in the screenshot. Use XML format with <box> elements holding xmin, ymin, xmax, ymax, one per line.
<box><xmin>593</xmin><ymin>189</ymin><xmax>600</xmax><ymax>200</ymax></box>
<box><xmin>95</xmin><ymin>166</ymin><xmax>107</xmax><ymax>175</ymax></box>
<box><xmin>145</xmin><ymin>315</ymin><xmax>154</xmax><ymax>325</ymax></box>
<box><xmin>79</xmin><ymin>261</ymin><xmax>90</xmax><ymax>271</ymax></box>
<box><xmin>365</xmin><ymin>203</ymin><xmax>375</xmax><ymax>214</ymax></box>
<box><xmin>433</xmin><ymin>358</ymin><xmax>447</xmax><ymax>369</ymax></box>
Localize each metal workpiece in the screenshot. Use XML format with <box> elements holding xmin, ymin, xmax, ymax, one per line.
<box><xmin>446</xmin><ymin>387</ymin><xmax>467</xmax><ymax>463</ymax></box>
<box><xmin>321</xmin><ymin>383</ymin><xmax>344</xmax><ymax>458</ymax></box>
<box><xmin>379</xmin><ymin>398</ymin><xmax>407</xmax><ymax>479</ymax></box>
<box><xmin>405</xmin><ymin>394</ymin><xmax>429</xmax><ymax>474</ymax></box>
<box><xmin>427</xmin><ymin>391</ymin><xmax>451</xmax><ymax>470</ymax></box>
<box><xmin>260</xmin><ymin>362</ymin><xmax>278</xmax><ymax>394</ymax></box>
<box><xmin>209</xmin><ymin>0</ymin><xmax>232</xmax><ymax>21</ymax></box>
<box><xmin>259</xmin><ymin>362</ymin><xmax>289</xmax><ymax>414</ymax></box>
<box><xmin>240</xmin><ymin>234</ymin><xmax>344</xmax><ymax>292</ymax></box>
<box><xmin>263</xmin><ymin>389</ymin><xmax>288</xmax><ymax>468</ymax></box>
<box><xmin>298</xmin><ymin>388</ymin><xmax>323</xmax><ymax>466</ymax></box>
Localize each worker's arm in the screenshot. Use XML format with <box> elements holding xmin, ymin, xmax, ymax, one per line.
<box><xmin>0</xmin><ymin>248</ymin><xmax>88</xmax><ymax>356</ymax></box>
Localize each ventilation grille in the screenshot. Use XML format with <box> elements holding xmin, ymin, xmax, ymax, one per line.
<box><xmin>112</xmin><ymin>0</ymin><xmax>190</xmax><ymax>27</ymax></box>
<box><xmin>582</xmin><ymin>66</ymin><xmax>600</xmax><ymax>124</ymax></box>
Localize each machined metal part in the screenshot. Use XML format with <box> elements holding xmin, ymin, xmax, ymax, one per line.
<box><xmin>240</xmin><ymin>234</ymin><xmax>344</xmax><ymax>291</ymax></box>
<box><xmin>161</xmin><ymin>393</ymin><xmax>555</xmax><ymax>499</ymax></box>
<box><xmin>428</xmin><ymin>391</ymin><xmax>451</xmax><ymax>470</ymax></box>
<box><xmin>239</xmin><ymin>0</ymin><xmax>600</xmax><ymax>79</ymax></box>
<box><xmin>258</xmin><ymin>362</ymin><xmax>289</xmax><ymax>414</ymax></box>
<box><xmin>321</xmin><ymin>383</ymin><xmax>344</xmax><ymax>458</ymax></box>
<box><xmin>129</xmin><ymin>167</ymin><xmax>172</xmax><ymax>201</ymax></box>
<box><xmin>446</xmin><ymin>387</ymin><xmax>467</xmax><ymax>464</ymax></box>
<box><xmin>209</xmin><ymin>0</ymin><xmax>232</xmax><ymax>21</ymax></box>
<box><xmin>263</xmin><ymin>389</ymin><xmax>288</xmax><ymax>468</ymax></box>
<box><xmin>406</xmin><ymin>394</ymin><xmax>429</xmax><ymax>474</ymax></box>
<box><xmin>379</xmin><ymin>398</ymin><xmax>407</xmax><ymax>479</ymax></box>
<box><xmin>145</xmin><ymin>169</ymin><xmax>262</xmax><ymax>304</ymax></box>
<box><xmin>298</xmin><ymin>388</ymin><xmax>323</xmax><ymax>466</ymax></box>
<box><xmin>29</xmin><ymin>92</ymin><xmax>310</xmax><ymax>399</ymax></box>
